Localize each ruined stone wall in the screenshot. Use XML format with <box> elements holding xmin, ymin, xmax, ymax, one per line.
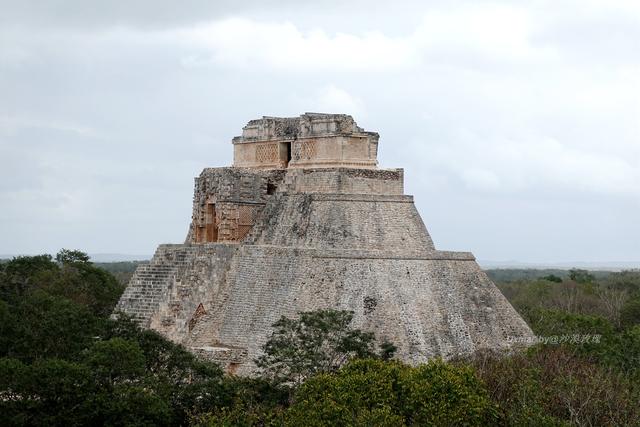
<box><xmin>147</xmin><ymin>244</ymin><xmax>238</xmax><ymax>343</ymax></box>
<box><xmin>280</xmin><ymin>168</ymin><xmax>403</xmax><ymax>195</ymax></box>
<box><xmin>189</xmin><ymin>168</ymin><xmax>285</xmax><ymax>244</ymax></box>
<box><xmin>188</xmin><ymin>168</ymin><xmax>404</xmax><ymax>245</ymax></box>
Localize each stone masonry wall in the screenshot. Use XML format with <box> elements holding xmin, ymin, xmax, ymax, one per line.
<box><xmin>117</xmin><ymin>165</ymin><xmax>535</xmax><ymax>375</ymax></box>
<box><xmin>280</xmin><ymin>168</ymin><xmax>403</xmax><ymax>195</ymax></box>
<box><xmin>147</xmin><ymin>244</ymin><xmax>238</xmax><ymax>343</ymax></box>
<box><xmin>184</xmin><ymin>245</ymin><xmax>532</xmax><ymax>375</ymax></box>
<box><xmin>188</xmin><ymin>168</ymin><xmax>285</xmax><ymax>244</ymax></box>
<box><xmin>252</xmin><ymin>193</ymin><xmax>435</xmax><ymax>253</ymax></box>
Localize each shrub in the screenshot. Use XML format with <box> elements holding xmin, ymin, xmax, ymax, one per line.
<box><xmin>285</xmin><ymin>358</ymin><xmax>500</xmax><ymax>426</ymax></box>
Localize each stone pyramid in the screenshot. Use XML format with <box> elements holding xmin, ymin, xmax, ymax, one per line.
<box><xmin>115</xmin><ymin>113</ymin><xmax>534</xmax><ymax>375</ymax></box>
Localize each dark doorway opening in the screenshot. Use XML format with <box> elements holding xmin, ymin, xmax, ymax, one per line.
<box><xmin>205</xmin><ymin>203</ymin><xmax>217</xmax><ymax>242</ymax></box>
<box><xmin>286</xmin><ymin>141</ymin><xmax>292</xmax><ymax>163</ymax></box>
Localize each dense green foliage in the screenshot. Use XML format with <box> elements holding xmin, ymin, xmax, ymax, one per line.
<box><xmin>467</xmin><ymin>347</ymin><xmax>639</xmax><ymax>426</ymax></box>
<box><xmin>478</xmin><ymin>268</ymin><xmax>640</xmax><ymax>425</ymax></box>
<box><xmin>202</xmin><ymin>359</ymin><xmax>499</xmax><ymax>426</ymax></box>
<box><xmin>1</xmin><ymin>255</ymin><xmax>639</xmax><ymax>426</ymax></box>
<box><xmin>286</xmin><ymin>359</ymin><xmax>500</xmax><ymax>426</ymax></box>
<box><xmin>256</xmin><ymin>309</ymin><xmax>396</xmax><ymax>386</ymax></box>
<box><xmin>0</xmin><ymin>251</ymin><xmax>242</xmax><ymax>426</ymax></box>
<box><xmin>0</xmin><ymin>251</ymin><xmax>123</xmax><ymax>317</ymax></box>
<box><xmin>493</xmin><ymin>268</ymin><xmax>640</xmax><ymax>377</ymax></box>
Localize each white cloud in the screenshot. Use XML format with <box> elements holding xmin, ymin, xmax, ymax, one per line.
<box><xmin>176</xmin><ymin>5</ymin><xmax>557</xmax><ymax>72</ymax></box>
<box><xmin>0</xmin><ymin>115</ymin><xmax>98</xmax><ymax>137</ymax></box>
<box><xmin>414</xmin><ymin>5</ymin><xmax>557</xmax><ymax>64</ymax></box>
<box><xmin>461</xmin><ymin>168</ymin><xmax>501</xmax><ymax>192</ymax></box>
<box><xmin>179</xmin><ymin>18</ymin><xmax>416</xmax><ymax>71</ymax></box>
<box><xmin>425</xmin><ymin>134</ymin><xmax>639</xmax><ymax>197</ymax></box>
<box><xmin>0</xmin><ymin>46</ymin><xmax>33</xmax><ymax>67</ymax></box>
<box><xmin>313</xmin><ymin>85</ymin><xmax>365</xmax><ymax>117</ymax></box>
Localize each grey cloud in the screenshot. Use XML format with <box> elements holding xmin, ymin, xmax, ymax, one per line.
<box><xmin>0</xmin><ymin>0</ymin><xmax>242</xmax><ymax>29</ymax></box>
<box><xmin>533</xmin><ymin>6</ymin><xmax>640</xmax><ymax>65</ymax></box>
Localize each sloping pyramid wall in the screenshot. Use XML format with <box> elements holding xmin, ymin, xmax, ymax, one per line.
<box><xmin>115</xmin><ymin>167</ymin><xmax>534</xmax><ymax>375</ymax></box>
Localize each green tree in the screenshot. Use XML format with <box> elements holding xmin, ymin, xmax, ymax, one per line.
<box><xmin>285</xmin><ymin>358</ymin><xmax>500</xmax><ymax>426</ymax></box>
<box><xmin>541</xmin><ymin>274</ymin><xmax>563</xmax><ymax>283</ymax></box>
<box><xmin>620</xmin><ymin>297</ymin><xmax>640</xmax><ymax>328</ymax></box>
<box><xmin>569</xmin><ymin>269</ymin><xmax>595</xmax><ymax>284</ymax></box>
<box><xmin>605</xmin><ymin>325</ymin><xmax>640</xmax><ymax>378</ymax></box>
<box><xmin>0</xmin><ymin>255</ymin><xmax>57</xmax><ymax>301</ymax></box>
<box><xmin>55</xmin><ymin>249</ymin><xmax>91</xmax><ymax>264</ymax></box>
<box><xmin>255</xmin><ymin>309</ymin><xmax>392</xmax><ymax>386</ymax></box>
<box><xmin>84</xmin><ymin>338</ymin><xmax>146</xmax><ymax>386</ymax></box>
<box><xmin>105</xmin><ymin>316</ymin><xmax>234</xmax><ymax>424</ymax></box>
<box><xmin>50</xmin><ymin>252</ymin><xmax>123</xmax><ymax>317</ymax></box>
<box><xmin>0</xmin><ymin>357</ymin><xmax>95</xmax><ymax>426</ymax></box>
<box><xmin>0</xmin><ymin>292</ymin><xmax>103</xmax><ymax>362</ymax></box>
<box><xmin>0</xmin><ymin>252</ymin><xmax>123</xmax><ymax>317</ymax></box>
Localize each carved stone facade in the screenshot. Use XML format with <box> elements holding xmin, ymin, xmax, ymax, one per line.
<box><xmin>188</xmin><ymin>168</ymin><xmax>285</xmax><ymax>244</ymax></box>
<box><xmin>115</xmin><ymin>114</ymin><xmax>534</xmax><ymax>375</ymax></box>
<box><xmin>233</xmin><ymin>113</ymin><xmax>379</xmax><ymax>169</ymax></box>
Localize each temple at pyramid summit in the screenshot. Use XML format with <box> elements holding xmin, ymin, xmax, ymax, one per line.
<box><xmin>115</xmin><ymin>113</ymin><xmax>534</xmax><ymax>375</ymax></box>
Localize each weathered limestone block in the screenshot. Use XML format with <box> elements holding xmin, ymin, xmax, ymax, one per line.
<box><xmin>115</xmin><ymin>113</ymin><xmax>535</xmax><ymax>375</ymax></box>
<box><xmin>279</xmin><ymin>168</ymin><xmax>404</xmax><ymax>194</ymax></box>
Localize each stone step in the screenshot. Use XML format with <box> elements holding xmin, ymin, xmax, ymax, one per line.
<box><xmin>125</xmin><ymin>294</ymin><xmax>165</xmax><ymax>301</ymax></box>
<box><xmin>127</xmin><ymin>281</ymin><xmax>168</xmax><ymax>287</ymax></box>
<box><xmin>138</xmin><ymin>270</ymin><xmax>174</xmax><ymax>274</ymax></box>
<box><xmin>134</xmin><ymin>272</ymin><xmax>174</xmax><ymax>276</ymax></box>
<box><xmin>118</xmin><ymin>245</ymin><xmax>201</xmax><ymax>326</ymax></box>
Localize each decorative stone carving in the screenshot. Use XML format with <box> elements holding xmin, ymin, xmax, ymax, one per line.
<box><xmin>233</xmin><ymin>113</ymin><xmax>379</xmax><ymax>169</ymax></box>
<box><xmin>292</xmin><ymin>140</ymin><xmax>318</xmax><ymax>161</ymax></box>
<box><xmin>256</xmin><ymin>144</ymin><xmax>278</xmax><ymax>164</ymax></box>
<box><xmin>274</xmin><ymin>119</ymin><xmax>299</xmax><ymax>138</ymax></box>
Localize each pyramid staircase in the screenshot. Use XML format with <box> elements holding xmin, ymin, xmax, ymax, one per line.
<box><xmin>114</xmin><ymin>245</ymin><xmax>198</xmax><ymax>326</ymax></box>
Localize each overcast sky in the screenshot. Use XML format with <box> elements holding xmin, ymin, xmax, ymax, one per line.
<box><xmin>1</xmin><ymin>0</ymin><xmax>638</xmax><ymax>263</ymax></box>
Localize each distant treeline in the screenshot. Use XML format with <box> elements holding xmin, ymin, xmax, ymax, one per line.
<box><xmin>94</xmin><ymin>261</ymin><xmax>145</xmax><ymax>285</ymax></box>
<box><xmin>486</xmin><ymin>268</ymin><xmax>618</xmax><ymax>282</ymax></box>
<box><xmin>94</xmin><ymin>261</ymin><xmax>146</xmax><ymax>273</ymax></box>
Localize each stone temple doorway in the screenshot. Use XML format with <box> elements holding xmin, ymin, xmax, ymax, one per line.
<box><xmin>205</xmin><ymin>203</ymin><xmax>217</xmax><ymax>242</ymax></box>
